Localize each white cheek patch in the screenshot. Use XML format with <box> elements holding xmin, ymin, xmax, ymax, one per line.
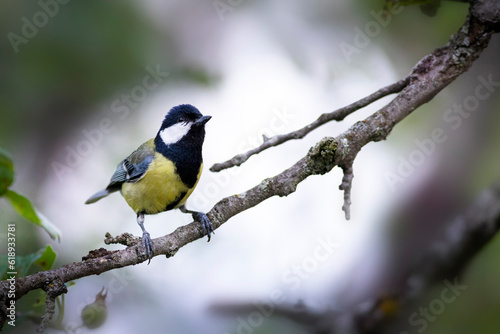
<box><xmin>160</xmin><ymin>122</ymin><xmax>192</xmax><ymax>145</ymax></box>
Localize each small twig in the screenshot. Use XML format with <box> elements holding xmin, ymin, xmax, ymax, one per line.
<box><xmin>210</xmin><ymin>78</ymin><xmax>410</xmax><ymax>172</ymax></box>
<box><xmin>37</xmin><ymin>277</ymin><xmax>67</xmax><ymax>333</ymax></box>
<box><xmin>339</xmin><ymin>163</ymin><xmax>354</xmax><ymax>220</ymax></box>
<box><xmin>104</xmin><ymin>232</ymin><xmax>140</xmax><ymax>247</ymax></box>
<box><xmin>38</xmin><ymin>295</ymin><xmax>56</xmax><ymax>333</ymax></box>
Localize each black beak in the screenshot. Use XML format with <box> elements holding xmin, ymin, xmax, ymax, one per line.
<box><xmin>196</xmin><ymin>115</ymin><xmax>212</xmax><ymax>125</ymax></box>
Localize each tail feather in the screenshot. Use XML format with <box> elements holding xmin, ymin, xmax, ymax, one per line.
<box><xmin>85</xmin><ymin>189</ymin><xmax>111</xmax><ymax>204</ymax></box>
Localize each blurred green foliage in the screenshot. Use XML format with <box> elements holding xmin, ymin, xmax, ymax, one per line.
<box><xmin>0</xmin><ymin>1</ymin><xmax>171</xmax><ymax>147</ymax></box>
<box><xmin>0</xmin><ymin>148</ymin><xmax>14</xmax><ymax>195</ymax></box>
<box><xmin>0</xmin><ymin>147</ymin><xmax>61</xmax><ymax>240</ymax></box>
<box><xmin>425</xmin><ymin>234</ymin><xmax>500</xmax><ymax>334</ymax></box>
<box><xmin>5</xmin><ymin>190</ymin><xmax>42</xmax><ymax>227</ymax></box>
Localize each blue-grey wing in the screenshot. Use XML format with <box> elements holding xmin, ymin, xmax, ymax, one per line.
<box><xmin>106</xmin><ymin>140</ymin><xmax>155</xmax><ymax>191</ymax></box>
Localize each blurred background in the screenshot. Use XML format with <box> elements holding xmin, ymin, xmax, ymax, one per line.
<box><xmin>1</xmin><ymin>0</ymin><xmax>500</xmax><ymax>333</ymax></box>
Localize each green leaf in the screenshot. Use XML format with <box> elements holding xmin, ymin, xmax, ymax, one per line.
<box><xmin>33</xmin><ymin>290</ymin><xmax>46</xmax><ymax>307</ymax></box>
<box><xmin>12</xmin><ymin>251</ymin><xmax>41</xmax><ymax>278</ymax></box>
<box><xmin>65</xmin><ymin>281</ymin><xmax>76</xmax><ymax>288</ymax></box>
<box><xmin>0</xmin><ymin>147</ymin><xmax>14</xmax><ymax>195</ymax></box>
<box><xmin>34</xmin><ymin>245</ymin><xmax>56</xmax><ymax>271</ymax></box>
<box><xmin>4</xmin><ymin>190</ymin><xmax>40</xmax><ymax>223</ymax></box>
<box><xmin>4</xmin><ymin>190</ymin><xmax>62</xmax><ymax>241</ymax></box>
<box><xmin>35</xmin><ymin>209</ymin><xmax>62</xmax><ymax>242</ymax></box>
<box><xmin>0</xmin><ymin>257</ymin><xmax>12</xmax><ymax>281</ymax></box>
<box><xmin>0</xmin><ymin>245</ymin><xmax>57</xmax><ymax>279</ymax></box>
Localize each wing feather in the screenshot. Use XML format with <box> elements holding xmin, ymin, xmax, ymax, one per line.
<box><xmin>106</xmin><ymin>139</ymin><xmax>155</xmax><ymax>191</ymax></box>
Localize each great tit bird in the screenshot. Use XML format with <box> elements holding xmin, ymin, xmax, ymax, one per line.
<box><xmin>85</xmin><ymin>104</ymin><xmax>213</xmax><ymax>263</ymax></box>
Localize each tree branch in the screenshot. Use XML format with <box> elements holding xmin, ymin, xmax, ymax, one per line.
<box><xmin>1</xmin><ymin>4</ymin><xmax>497</xmax><ymax>331</ymax></box>
<box><xmin>209</xmin><ymin>78</ymin><xmax>410</xmax><ymax>173</ymax></box>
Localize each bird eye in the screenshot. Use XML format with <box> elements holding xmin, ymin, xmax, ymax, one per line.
<box><xmin>178</xmin><ymin>117</ymin><xmax>185</xmax><ymax>123</ymax></box>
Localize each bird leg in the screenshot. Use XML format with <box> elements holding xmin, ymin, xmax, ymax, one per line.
<box><xmin>137</xmin><ymin>213</ymin><xmax>154</xmax><ymax>264</ymax></box>
<box><xmin>179</xmin><ymin>205</ymin><xmax>214</xmax><ymax>241</ymax></box>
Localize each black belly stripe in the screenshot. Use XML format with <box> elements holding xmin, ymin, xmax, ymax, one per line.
<box><xmin>154</xmin><ymin>135</ymin><xmax>203</xmax><ymax>189</ymax></box>
<box><xmin>165</xmin><ymin>191</ymin><xmax>187</xmax><ymax>211</ymax></box>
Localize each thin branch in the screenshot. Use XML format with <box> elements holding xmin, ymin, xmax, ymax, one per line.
<box><xmin>210</xmin><ymin>301</ymin><xmax>331</xmax><ymax>332</ymax></box>
<box><xmin>0</xmin><ymin>6</ymin><xmax>497</xmax><ymax>331</ymax></box>
<box><xmin>406</xmin><ymin>181</ymin><xmax>500</xmax><ymax>291</ymax></box>
<box><xmin>209</xmin><ymin>78</ymin><xmax>410</xmax><ymax>173</ymax></box>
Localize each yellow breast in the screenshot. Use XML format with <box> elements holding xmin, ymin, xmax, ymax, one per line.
<box><xmin>121</xmin><ymin>153</ymin><xmax>201</xmax><ymax>214</ymax></box>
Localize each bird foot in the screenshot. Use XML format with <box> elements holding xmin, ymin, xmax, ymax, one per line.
<box><xmin>192</xmin><ymin>212</ymin><xmax>214</xmax><ymax>241</ymax></box>
<box><xmin>141</xmin><ymin>231</ymin><xmax>154</xmax><ymax>264</ymax></box>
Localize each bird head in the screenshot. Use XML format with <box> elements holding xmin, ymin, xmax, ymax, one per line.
<box><xmin>156</xmin><ymin>104</ymin><xmax>211</xmax><ymax>147</ymax></box>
